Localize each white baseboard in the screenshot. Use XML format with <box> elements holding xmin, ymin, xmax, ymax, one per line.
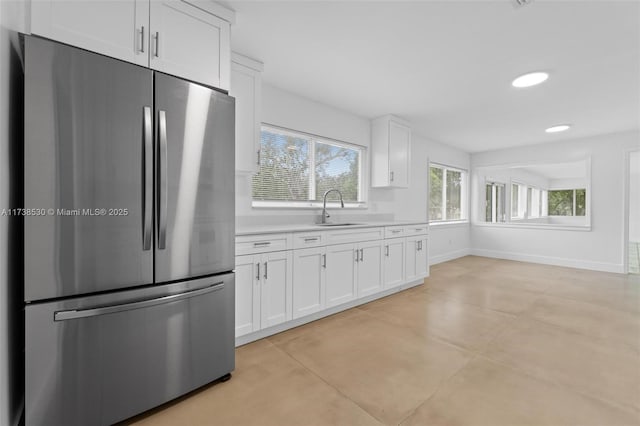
<box><xmin>470</xmin><ymin>248</ymin><xmax>624</xmax><ymax>274</ymax></box>
<box><xmin>430</xmin><ymin>248</ymin><xmax>471</xmax><ymax>265</ymax></box>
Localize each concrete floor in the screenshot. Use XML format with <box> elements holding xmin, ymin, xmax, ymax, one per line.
<box><xmin>126</xmin><ymin>256</ymin><xmax>640</xmax><ymax>426</ymax></box>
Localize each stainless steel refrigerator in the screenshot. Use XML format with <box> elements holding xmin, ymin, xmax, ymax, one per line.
<box><xmin>22</xmin><ymin>35</ymin><xmax>235</xmax><ymax>426</ymax></box>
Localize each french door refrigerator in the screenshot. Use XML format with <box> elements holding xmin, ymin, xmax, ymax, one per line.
<box><xmin>22</xmin><ymin>35</ymin><xmax>235</xmax><ymax>426</ymax></box>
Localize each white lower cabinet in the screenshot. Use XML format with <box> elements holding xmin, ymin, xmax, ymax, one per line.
<box><xmin>325</xmin><ymin>243</ymin><xmax>357</xmax><ymax>308</ymax></box>
<box><xmin>235</xmin><ymin>250</ymin><xmax>292</xmax><ymax>337</ymax></box>
<box><xmin>294</xmin><ymin>240</ymin><xmax>384</xmax><ymax>316</ymax></box>
<box><xmin>234</xmin><ymin>254</ymin><xmax>260</xmax><ymax>337</ymax></box>
<box><xmin>383</xmin><ymin>237</ymin><xmax>405</xmax><ymax>288</ymax></box>
<box><xmin>406</xmin><ymin>235</ymin><xmax>429</xmax><ymax>281</ymax></box>
<box><xmin>356</xmin><ymin>240</ymin><xmax>384</xmax><ymax>297</ymax></box>
<box><xmin>292</xmin><ymin>247</ymin><xmax>326</xmax><ymax>319</ymax></box>
<box><xmin>238</xmin><ymin>223</ymin><xmax>428</xmax><ymax>341</ymax></box>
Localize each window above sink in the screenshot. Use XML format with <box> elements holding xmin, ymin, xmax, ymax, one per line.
<box><xmin>251</xmin><ymin>124</ymin><xmax>367</xmax><ymax>209</ymax></box>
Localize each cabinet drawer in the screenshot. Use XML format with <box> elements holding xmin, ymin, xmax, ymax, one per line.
<box><xmin>384</xmin><ymin>226</ymin><xmax>405</xmax><ymax>238</ymax></box>
<box><xmin>236</xmin><ymin>233</ymin><xmax>291</xmax><ymax>255</ymax></box>
<box><xmin>292</xmin><ymin>232</ymin><xmax>326</xmax><ymax>249</ymax></box>
<box><xmin>403</xmin><ymin>224</ymin><xmax>428</xmax><ymax>235</ymax></box>
<box><xmin>326</xmin><ymin>227</ymin><xmax>384</xmax><ymax>245</ymax></box>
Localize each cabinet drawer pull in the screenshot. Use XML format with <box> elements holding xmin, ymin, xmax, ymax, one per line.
<box><xmin>354</xmin><ymin>249</ymin><xmax>359</xmax><ymax>262</ymax></box>
<box><xmin>322</xmin><ymin>254</ymin><xmax>326</xmax><ymax>268</ymax></box>
<box><xmin>360</xmin><ymin>248</ymin><xmax>364</xmax><ymax>262</ymax></box>
<box><xmin>385</xmin><ymin>245</ymin><xmax>389</xmax><ymax>257</ymax></box>
<box><xmin>256</xmin><ymin>263</ymin><xmax>260</xmax><ymax>281</ymax></box>
<box><xmin>390</xmin><ymin>171</ymin><xmax>394</xmax><ymax>182</ymax></box>
<box><xmin>253</xmin><ymin>242</ymin><xmax>271</xmax><ymax>247</ymax></box>
<box><xmin>304</xmin><ymin>237</ymin><xmax>319</xmax><ymax>242</ymax></box>
<box><xmin>391</xmin><ymin>230</ymin><xmax>401</xmax><ymax>234</ymax></box>
<box><xmin>264</xmin><ymin>262</ymin><xmax>268</xmax><ymax>280</ymax></box>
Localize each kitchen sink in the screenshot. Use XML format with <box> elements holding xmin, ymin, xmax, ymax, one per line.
<box><xmin>315</xmin><ymin>223</ymin><xmax>362</xmax><ymax>227</ymax></box>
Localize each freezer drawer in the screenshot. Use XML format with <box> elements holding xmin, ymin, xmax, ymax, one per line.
<box><xmin>25</xmin><ymin>273</ymin><xmax>235</xmax><ymax>426</ymax></box>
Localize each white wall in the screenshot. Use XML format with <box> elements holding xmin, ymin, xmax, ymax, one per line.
<box><xmin>236</xmin><ymin>83</ymin><xmax>471</xmax><ymax>263</ymax></box>
<box><xmin>628</xmin><ymin>151</ymin><xmax>640</xmax><ymax>243</ymax></box>
<box><xmin>396</xmin><ymin>133</ymin><xmax>471</xmax><ymax>264</ymax></box>
<box><xmin>235</xmin><ymin>83</ymin><xmax>385</xmax><ymax>222</ymax></box>
<box><xmin>471</xmin><ymin>130</ymin><xmax>640</xmax><ymax>273</ymax></box>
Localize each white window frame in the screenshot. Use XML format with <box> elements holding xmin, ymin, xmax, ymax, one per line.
<box><xmin>252</xmin><ymin>124</ymin><xmax>368</xmax><ymax>209</ymax></box>
<box><xmin>547</xmin><ymin>188</ymin><xmax>587</xmax><ymax>217</ymax></box>
<box><xmin>429</xmin><ymin>162</ymin><xmax>468</xmax><ymax>224</ymax></box>
<box><xmin>485</xmin><ymin>180</ymin><xmax>506</xmax><ymax>223</ymax></box>
<box><xmin>511</xmin><ymin>182</ymin><xmax>528</xmax><ymax>220</ymax></box>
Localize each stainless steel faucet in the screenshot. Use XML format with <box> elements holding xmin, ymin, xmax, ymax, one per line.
<box><xmin>321</xmin><ymin>189</ymin><xmax>344</xmax><ymax>224</ymax></box>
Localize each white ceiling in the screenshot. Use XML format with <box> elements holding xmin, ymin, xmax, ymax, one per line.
<box><xmin>516</xmin><ymin>161</ymin><xmax>587</xmax><ymax>180</ymax></box>
<box><xmin>224</xmin><ymin>0</ymin><xmax>640</xmax><ymax>153</ymax></box>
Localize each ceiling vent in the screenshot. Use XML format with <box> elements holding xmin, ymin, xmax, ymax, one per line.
<box><xmin>512</xmin><ymin>0</ymin><xmax>534</xmax><ymax>8</ymax></box>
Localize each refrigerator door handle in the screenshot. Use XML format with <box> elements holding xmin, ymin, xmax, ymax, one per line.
<box><xmin>157</xmin><ymin>110</ymin><xmax>168</xmax><ymax>249</ymax></box>
<box><xmin>142</xmin><ymin>106</ymin><xmax>153</xmax><ymax>251</ymax></box>
<box><xmin>54</xmin><ymin>281</ymin><xmax>225</xmax><ymax>321</ymax></box>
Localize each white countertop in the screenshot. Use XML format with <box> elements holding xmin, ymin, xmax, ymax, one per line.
<box><xmin>236</xmin><ymin>220</ymin><xmax>428</xmax><ymax>236</ymax></box>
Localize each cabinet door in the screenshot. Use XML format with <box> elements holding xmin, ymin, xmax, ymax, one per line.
<box><xmin>235</xmin><ymin>255</ymin><xmax>260</xmax><ymax>337</ymax></box>
<box><xmin>292</xmin><ymin>247</ymin><xmax>325</xmax><ymax>319</ymax></box>
<box><xmin>406</xmin><ymin>236</ymin><xmax>427</xmax><ymax>282</ymax></box>
<box><xmin>357</xmin><ymin>240</ymin><xmax>384</xmax><ymax>297</ymax></box>
<box><xmin>325</xmin><ymin>243</ymin><xmax>357</xmax><ymax>308</ymax></box>
<box><xmin>231</xmin><ymin>60</ymin><xmax>261</xmax><ymax>173</ymax></box>
<box><xmin>31</xmin><ymin>0</ymin><xmax>149</xmax><ymax>67</ymax></box>
<box><xmin>261</xmin><ymin>251</ymin><xmax>292</xmax><ymax>328</ymax></box>
<box><xmin>388</xmin><ymin>121</ymin><xmax>410</xmax><ymax>188</ymax></box>
<box><xmin>149</xmin><ymin>0</ymin><xmax>230</xmax><ymax>89</ymax></box>
<box><xmin>384</xmin><ymin>238</ymin><xmax>405</xmax><ymax>288</ymax></box>
<box><xmin>416</xmin><ymin>237</ymin><xmax>429</xmax><ymax>278</ymax></box>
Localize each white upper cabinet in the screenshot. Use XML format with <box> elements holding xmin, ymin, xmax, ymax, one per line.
<box><xmin>230</xmin><ymin>53</ymin><xmax>263</xmax><ymax>173</ymax></box>
<box><xmin>371</xmin><ymin>115</ymin><xmax>411</xmax><ymax>188</ymax></box>
<box><xmin>31</xmin><ymin>0</ymin><xmax>233</xmax><ymax>89</ymax></box>
<box><xmin>149</xmin><ymin>1</ymin><xmax>230</xmax><ymax>89</ymax></box>
<box><xmin>31</xmin><ymin>0</ymin><xmax>149</xmax><ymax>67</ymax></box>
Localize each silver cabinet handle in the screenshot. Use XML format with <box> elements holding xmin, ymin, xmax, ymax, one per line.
<box><xmin>256</xmin><ymin>263</ymin><xmax>260</xmax><ymax>281</ymax></box>
<box><xmin>322</xmin><ymin>254</ymin><xmax>326</xmax><ymax>268</ymax></box>
<box><xmin>305</xmin><ymin>237</ymin><xmax>319</xmax><ymax>242</ymax></box>
<box><xmin>391</xmin><ymin>230</ymin><xmax>401</xmax><ymax>234</ymax></box>
<box><xmin>154</xmin><ymin>31</ymin><xmax>160</xmax><ymax>57</ymax></box>
<box><xmin>360</xmin><ymin>248</ymin><xmax>364</xmax><ymax>262</ymax></box>
<box><xmin>138</xmin><ymin>26</ymin><xmax>145</xmax><ymax>53</ymax></box>
<box><xmin>264</xmin><ymin>262</ymin><xmax>268</xmax><ymax>280</ymax></box>
<box><xmin>253</xmin><ymin>242</ymin><xmax>271</xmax><ymax>247</ymax></box>
<box><xmin>142</xmin><ymin>107</ymin><xmax>152</xmax><ymax>251</ymax></box>
<box><xmin>157</xmin><ymin>110</ymin><xmax>168</xmax><ymax>250</ymax></box>
<box><xmin>385</xmin><ymin>245</ymin><xmax>389</xmax><ymax>257</ymax></box>
<box><xmin>390</xmin><ymin>171</ymin><xmax>394</xmax><ymax>182</ymax></box>
<box><xmin>354</xmin><ymin>249</ymin><xmax>359</xmax><ymax>262</ymax></box>
<box><xmin>54</xmin><ymin>282</ymin><xmax>225</xmax><ymax>321</ymax></box>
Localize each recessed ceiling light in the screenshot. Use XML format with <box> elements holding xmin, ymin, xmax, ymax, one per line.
<box><xmin>512</xmin><ymin>72</ymin><xmax>549</xmax><ymax>88</ymax></box>
<box><xmin>545</xmin><ymin>124</ymin><xmax>571</xmax><ymax>133</ymax></box>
